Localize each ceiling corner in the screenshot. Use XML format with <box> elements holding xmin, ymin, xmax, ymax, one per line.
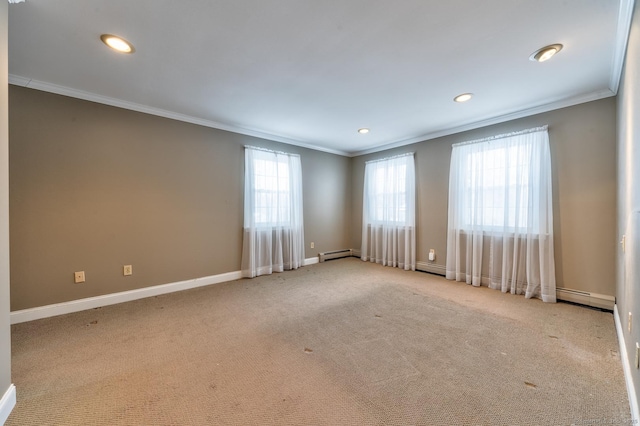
<box><xmin>609</xmin><ymin>0</ymin><xmax>636</xmax><ymax>94</ymax></box>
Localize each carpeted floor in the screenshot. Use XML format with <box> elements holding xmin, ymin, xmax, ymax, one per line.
<box><xmin>6</xmin><ymin>258</ymin><xmax>631</xmax><ymax>425</ymax></box>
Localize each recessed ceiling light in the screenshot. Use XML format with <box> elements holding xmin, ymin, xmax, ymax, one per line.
<box><xmin>454</xmin><ymin>93</ymin><xmax>473</xmax><ymax>103</ymax></box>
<box><xmin>358</xmin><ymin>128</ymin><xmax>370</xmax><ymax>134</ymax></box>
<box><xmin>530</xmin><ymin>44</ymin><xmax>563</xmax><ymax>62</ymax></box>
<box><xmin>100</xmin><ymin>34</ymin><xmax>135</xmax><ymax>54</ymax></box>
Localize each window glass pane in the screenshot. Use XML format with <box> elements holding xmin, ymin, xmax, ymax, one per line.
<box><xmin>366</xmin><ymin>158</ymin><xmax>409</xmax><ymax>225</ymax></box>
<box><xmin>461</xmin><ymin>142</ymin><xmax>531</xmax><ymax>231</ymax></box>
<box><xmin>252</xmin><ymin>157</ymin><xmax>291</xmax><ymax>226</ymax></box>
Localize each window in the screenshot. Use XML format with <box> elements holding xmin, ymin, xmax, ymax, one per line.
<box><xmin>364</xmin><ymin>155</ymin><xmax>413</xmax><ymax>225</ymax></box>
<box><xmin>361</xmin><ymin>153</ymin><xmax>416</xmax><ymax>271</ymax></box>
<box><xmin>462</xmin><ymin>143</ymin><xmax>532</xmax><ymax>231</ymax></box>
<box><xmin>252</xmin><ymin>156</ymin><xmax>291</xmax><ymax>226</ymax></box>
<box><xmin>446</xmin><ymin>126</ymin><xmax>556</xmax><ymax>302</ymax></box>
<box><xmin>448</xmin><ymin>129</ymin><xmax>550</xmax><ymax>233</ymax></box>
<box><xmin>241</xmin><ymin>146</ymin><xmax>305</xmax><ymax>278</ymax></box>
<box><xmin>370</xmin><ymin>163</ymin><xmax>407</xmax><ymax>223</ymax></box>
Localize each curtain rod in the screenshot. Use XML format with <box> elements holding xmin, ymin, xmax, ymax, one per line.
<box><xmin>452</xmin><ymin>125</ymin><xmax>548</xmax><ymax>147</ymax></box>
<box><xmin>245</xmin><ymin>145</ymin><xmax>300</xmax><ymax>157</ymax></box>
<box><xmin>365</xmin><ymin>152</ymin><xmax>414</xmax><ymax>164</ymax></box>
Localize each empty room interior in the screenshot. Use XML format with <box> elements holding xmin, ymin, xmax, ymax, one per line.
<box><xmin>1</xmin><ymin>0</ymin><xmax>640</xmax><ymax>425</ymax></box>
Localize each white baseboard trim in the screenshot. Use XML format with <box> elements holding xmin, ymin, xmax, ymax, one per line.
<box><xmin>614</xmin><ymin>304</ymin><xmax>640</xmax><ymax>423</ymax></box>
<box><xmin>304</xmin><ymin>257</ymin><xmax>319</xmax><ymax>266</ymax></box>
<box><xmin>10</xmin><ymin>270</ymin><xmax>243</xmax><ymax>324</ymax></box>
<box><xmin>10</xmin><ymin>260</ymin><xmax>324</xmax><ymax>324</ymax></box>
<box><xmin>0</xmin><ymin>384</ymin><xmax>16</xmax><ymax>425</ymax></box>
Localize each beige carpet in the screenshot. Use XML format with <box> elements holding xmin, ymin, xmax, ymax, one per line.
<box><xmin>6</xmin><ymin>258</ymin><xmax>630</xmax><ymax>425</ymax></box>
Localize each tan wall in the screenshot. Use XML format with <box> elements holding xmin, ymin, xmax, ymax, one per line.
<box><xmin>9</xmin><ymin>84</ymin><xmax>618</xmax><ymax>312</ymax></box>
<box><xmin>9</xmin><ymin>86</ymin><xmax>351</xmax><ymax>310</ymax></box>
<box><xmin>617</xmin><ymin>0</ymin><xmax>640</xmax><ymax>403</ymax></box>
<box><xmin>0</xmin><ymin>0</ymin><xmax>12</xmax><ymax>399</ymax></box>
<box><xmin>352</xmin><ymin>97</ymin><xmax>617</xmax><ymax>296</ymax></box>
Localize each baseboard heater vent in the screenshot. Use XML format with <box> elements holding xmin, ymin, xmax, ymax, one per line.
<box><xmin>556</xmin><ymin>287</ymin><xmax>615</xmax><ymax>311</ymax></box>
<box><xmin>319</xmin><ymin>249</ymin><xmax>353</xmax><ymax>262</ymax></box>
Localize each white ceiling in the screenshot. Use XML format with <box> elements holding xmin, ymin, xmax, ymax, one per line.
<box><xmin>7</xmin><ymin>0</ymin><xmax>634</xmax><ymax>156</ymax></box>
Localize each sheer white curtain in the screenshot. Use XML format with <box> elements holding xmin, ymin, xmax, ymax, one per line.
<box><xmin>361</xmin><ymin>153</ymin><xmax>416</xmax><ymax>270</ymax></box>
<box><xmin>241</xmin><ymin>146</ymin><xmax>304</xmax><ymax>278</ymax></box>
<box><xmin>445</xmin><ymin>126</ymin><xmax>556</xmax><ymax>302</ymax></box>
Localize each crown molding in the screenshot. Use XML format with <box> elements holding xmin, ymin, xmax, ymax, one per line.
<box><xmin>8</xmin><ymin>75</ymin><xmax>350</xmax><ymax>157</ymax></box>
<box><xmin>9</xmin><ymin>75</ymin><xmax>618</xmax><ymax>159</ymax></box>
<box><xmin>610</xmin><ymin>0</ymin><xmax>636</xmax><ymax>94</ymax></box>
<box><xmin>350</xmin><ymin>88</ymin><xmax>616</xmax><ymax>157</ymax></box>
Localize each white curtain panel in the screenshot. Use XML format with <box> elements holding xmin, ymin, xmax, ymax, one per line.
<box><xmin>361</xmin><ymin>153</ymin><xmax>416</xmax><ymax>271</ymax></box>
<box><xmin>445</xmin><ymin>126</ymin><xmax>556</xmax><ymax>302</ymax></box>
<box><xmin>241</xmin><ymin>147</ymin><xmax>305</xmax><ymax>278</ymax></box>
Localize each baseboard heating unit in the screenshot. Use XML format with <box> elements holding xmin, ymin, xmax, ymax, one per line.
<box><xmin>319</xmin><ymin>249</ymin><xmax>354</xmax><ymax>262</ymax></box>
<box><xmin>556</xmin><ymin>287</ymin><xmax>615</xmax><ymax>311</ymax></box>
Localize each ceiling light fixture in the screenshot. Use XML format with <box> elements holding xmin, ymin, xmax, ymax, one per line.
<box><xmin>454</xmin><ymin>93</ymin><xmax>473</xmax><ymax>103</ymax></box>
<box><xmin>358</xmin><ymin>128</ymin><xmax>370</xmax><ymax>134</ymax></box>
<box><xmin>100</xmin><ymin>34</ymin><xmax>135</xmax><ymax>54</ymax></box>
<box><xmin>530</xmin><ymin>44</ymin><xmax>563</xmax><ymax>62</ymax></box>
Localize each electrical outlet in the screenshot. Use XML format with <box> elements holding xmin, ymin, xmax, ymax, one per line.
<box><xmin>74</xmin><ymin>271</ymin><xmax>85</xmax><ymax>283</ymax></box>
<box><xmin>630</xmin><ymin>313</ymin><xmax>633</xmax><ymax>333</ymax></box>
<box><xmin>123</xmin><ymin>265</ymin><xmax>133</xmax><ymax>276</ymax></box>
<box><xmin>636</xmin><ymin>343</ymin><xmax>639</xmax><ymax>369</ymax></box>
<box><xmin>428</xmin><ymin>249</ymin><xmax>435</xmax><ymax>261</ymax></box>
<box><xmin>310</xmin><ymin>242</ymin><xmax>314</xmax><ymax>249</ymax></box>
